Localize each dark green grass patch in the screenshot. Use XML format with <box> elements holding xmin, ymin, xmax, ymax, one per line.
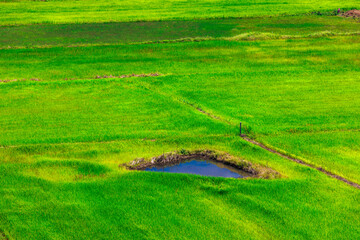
<box><xmin>0</xmin><ymin>15</ymin><xmax>359</xmax><ymax>48</ymax></box>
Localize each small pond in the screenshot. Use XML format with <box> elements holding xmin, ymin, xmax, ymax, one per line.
<box><xmin>145</xmin><ymin>159</ymin><xmax>250</xmax><ymax>178</ymax></box>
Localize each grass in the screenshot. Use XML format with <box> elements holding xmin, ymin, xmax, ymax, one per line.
<box><xmin>136</xmin><ymin>39</ymin><xmax>360</xmax><ymax>183</ymax></box>
<box><xmin>1</xmin><ymin>15</ymin><xmax>359</xmax><ymax>48</ymax></box>
<box><xmin>1</xmin><ymin>5</ymin><xmax>360</xmax><ymax>240</ymax></box>
<box><xmin>262</xmin><ymin>131</ymin><xmax>360</xmax><ymax>184</ymax></box>
<box><xmin>1</xmin><ymin>36</ymin><xmax>360</xmax><ymax>81</ymax></box>
<box><xmin>0</xmin><ymin>79</ymin><xmax>233</xmax><ymax>146</ymax></box>
<box><xmin>0</xmin><ymin>0</ymin><xmax>359</xmax><ymax>25</ymax></box>
<box><xmin>154</xmin><ymin>71</ymin><xmax>360</xmax><ymax>183</ymax></box>
<box><xmin>1</xmin><ymin>34</ymin><xmax>360</xmax><ymax>182</ymax></box>
<box><xmin>2</xmin><ymin>165</ymin><xmax>359</xmax><ymax>239</ymax></box>
<box><xmin>1</xmin><ymin>137</ymin><xmax>360</xmax><ymax>239</ymax></box>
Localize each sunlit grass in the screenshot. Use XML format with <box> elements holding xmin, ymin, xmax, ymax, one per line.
<box><xmin>1</xmin><ymin>36</ymin><xmax>360</xmax><ymax>185</ymax></box>
<box><xmin>23</xmin><ymin>160</ymin><xmax>110</xmax><ymax>182</ymax></box>
<box><xmin>261</xmin><ymin>131</ymin><xmax>360</xmax><ymax>183</ymax></box>
<box><xmin>0</xmin><ymin>78</ymin><xmax>233</xmax><ymax>146</ymax></box>
<box><xmin>0</xmin><ymin>0</ymin><xmax>359</xmax><ymax>25</ymax></box>
<box><xmin>1</xmin><ymin>136</ymin><xmax>360</xmax><ymax>239</ymax></box>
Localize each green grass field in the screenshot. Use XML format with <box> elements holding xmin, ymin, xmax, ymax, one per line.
<box><xmin>1</xmin><ymin>2</ymin><xmax>360</xmax><ymax>240</ymax></box>
<box><xmin>0</xmin><ymin>0</ymin><xmax>359</xmax><ymax>25</ymax></box>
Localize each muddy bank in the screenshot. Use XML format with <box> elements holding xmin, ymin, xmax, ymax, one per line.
<box><xmin>342</xmin><ymin>10</ymin><xmax>360</xmax><ymax>18</ymax></box>
<box><xmin>0</xmin><ymin>229</ymin><xmax>8</xmax><ymax>240</ymax></box>
<box><xmin>122</xmin><ymin>150</ymin><xmax>280</xmax><ymax>179</ymax></box>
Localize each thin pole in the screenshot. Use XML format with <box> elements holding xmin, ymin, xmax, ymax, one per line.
<box><xmin>239</xmin><ymin>122</ymin><xmax>242</xmax><ymax>136</ymax></box>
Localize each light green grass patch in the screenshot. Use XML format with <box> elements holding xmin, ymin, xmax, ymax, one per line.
<box><xmin>0</xmin><ymin>0</ymin><xmax>359</xmax><ymax>25</ymax></box>
<box><xmin>0</xmin><ymin>78</ymin><xmax>233</xmax><ymax>146</ymax></box>
<box><xmin>23</xmin><ymin>160</ymin><xmax>110</xmax><ymax>182</ymax></box>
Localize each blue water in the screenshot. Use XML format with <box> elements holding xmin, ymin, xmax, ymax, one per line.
<box><xmin>145</xmin><ymin>160</ymin><xmax>248</xmax><ymax>178</ymax></box>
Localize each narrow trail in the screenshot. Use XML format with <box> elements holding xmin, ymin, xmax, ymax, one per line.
<box><xmin>241</xmin><ymin>135</ymin><xmax>360</xmax><ymax>189</ymax></box>
<box><xmin>172</xmin><ymin>96</ymin><xmax>360</xmax><ymax>190</ymax></box>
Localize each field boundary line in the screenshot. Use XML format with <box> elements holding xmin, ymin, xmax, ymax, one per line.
<box><xmin>136</xmin><ymin>80</ymin><xmax>233</xmax><ymax>125</ymax></box>
<box><xmin>0</xmin><ymin>73</ymin><xmax>162</xmax><ymax>83</ymax></box>
<box><xmin>171</xmin><ymin>93</ymin><xmax>360</xmax><ymax>189</ymax></box>
<box><xmin>1</xmin><ymin>31</ymin><xmax>359</xmax><ymax>50</ymax></box>
<box><xmin>0</xmin><ymin>134</ymin><xmax>230</xmax><ymax>150</ymax></box>
<box><xmin>240</xmin><ymin>136</ymin><xmax>360</xmax><ymax>189</ymax></box>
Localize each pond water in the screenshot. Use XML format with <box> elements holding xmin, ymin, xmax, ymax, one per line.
<box><xmin>145</xmin><ymin>159</ymin><xmax>249</xmax><ymax>178</ymax></box>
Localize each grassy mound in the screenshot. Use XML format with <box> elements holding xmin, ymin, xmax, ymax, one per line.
<box><xmin>24</xmin><ymin>161</ymin><xmax>110</xmax><ymax>182</ymax></box>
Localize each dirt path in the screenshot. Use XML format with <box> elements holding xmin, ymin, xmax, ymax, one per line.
<box><xmin>241</xmin><ymin>135</ymin><xmax>360</xmax><ymax>189</ymax></box>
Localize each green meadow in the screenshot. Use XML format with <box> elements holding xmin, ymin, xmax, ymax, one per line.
<box><xmin>1</xmin><ymin>2</ymin><xmax>360</xmax><ymax>240</ymax></box>
<box><xmin>0</xmin><ymin>0</ymin><xmax>359</xmax><ymax>25</ymax></box>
